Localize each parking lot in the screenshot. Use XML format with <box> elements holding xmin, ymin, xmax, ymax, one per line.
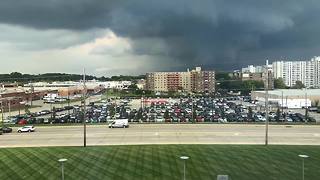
<box><xmin>1</xmin><ymin>124</ymin><xmax>320</xmax><ymax>147</ymax></box>
<box><xmin>2</xmin><ymin>96</ymin><xmax>319</xmax><ymax>127</ymax></box>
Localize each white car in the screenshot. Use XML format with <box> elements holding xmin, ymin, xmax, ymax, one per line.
<box><xmin>109</xmin><ymin>119</ymin><xmax>129</xmax><ymax>128</ymax></box>
<box><xmin>17</xmin><ymin>126</ymin><xmax>35</xmax><ymax>133</ymax></box>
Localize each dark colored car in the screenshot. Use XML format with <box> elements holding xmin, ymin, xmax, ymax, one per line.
<box><xmin>0</xmin><ymin>127</ymin><xmax>13</xmax><ymax>134</ymax></box>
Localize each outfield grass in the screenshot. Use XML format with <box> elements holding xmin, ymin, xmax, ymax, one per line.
<box><xmin>0</xmin><ymin>145</ymin><xmax>319</xmax><ymax>180</ymax></box>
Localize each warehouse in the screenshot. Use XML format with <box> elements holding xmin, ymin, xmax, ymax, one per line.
<box><xmin>251</xmin><ymin>89</ymin><xmax>320</xmax><ymax>108</ymax></box>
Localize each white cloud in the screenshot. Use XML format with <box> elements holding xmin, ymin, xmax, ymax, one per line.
<box><xmin>0</xmin><ymin>23</ymin><xmax>174</xmax><ymax>76</ymax></box>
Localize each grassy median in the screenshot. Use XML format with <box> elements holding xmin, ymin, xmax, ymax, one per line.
<box><xmin>0</xmin><ymin>145</ymin><xmax>319</xmax><ymax>180</ymax></box>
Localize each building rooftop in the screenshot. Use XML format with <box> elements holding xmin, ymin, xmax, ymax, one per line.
<box><xmin>254</xmin><ymin>89</ymin><xmax>320</xmax><ymax>96</ymax></box>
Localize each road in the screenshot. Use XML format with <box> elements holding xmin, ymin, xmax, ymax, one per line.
<box><xmin>1</xmin><ymin>124</ymin><xmax>320</xmax><ymax>148</ymax></box>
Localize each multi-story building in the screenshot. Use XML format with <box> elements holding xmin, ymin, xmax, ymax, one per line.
<box><xmin>241</xmin><ymin>65</ymin><xmax>264</xmax><ymax>73</ymax></box>
<box><xmin>272</xmin><ymin>57</ymin><xmax>320</xmax><ymax>88</ymax></box>
<box><xmin>146</xmin><ymin>67</ymin><xmax>215</xmax><ymax>93</ymax></box>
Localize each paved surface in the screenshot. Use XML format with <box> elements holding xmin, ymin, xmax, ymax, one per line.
<box><xmin>3</xmin><ymin>95</ymin><xmax>103</xmax><ymax>118</ymax></box>
<box><xmin>1</xmin><ymin>124</ymin><xmax>320</xmax><ymax>148</ymax></box>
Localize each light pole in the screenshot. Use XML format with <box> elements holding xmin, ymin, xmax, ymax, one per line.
<box><xmin>305</xmin><ymin>88</ymin><xmax>308</xmax><ymax>122</ymax></box>
<box><xmin>265</xmin><ymin>60</ymin><xmax>269</xmax><ymax>146</ymax></box>
<box><xmin>58</xmin><ymin>158</ymin><xmax>67</xmax><ymax>180</ymax></box>
<box><xmin>83</xmin><ymin>68</ymin><xmax>87</xmax><ymax>147</ymax></box>
<box><xmin>0</xmin><ymin>101</ymin><xmax>4</xmax><ymax>135</ymax></box>
<box><xmin>180</xmin><ymin>156</ymin><xmax>189</xmax><ymax>180</ymax></box>
<box><xmin>281</xmin><ymin>91</ymin><xmax>284</xmax><ymax>119</ymax></box>
<box><xmin>298</xmin><ymin>155</ymin><xmax>309</xmax><ymax>180</ymax></box>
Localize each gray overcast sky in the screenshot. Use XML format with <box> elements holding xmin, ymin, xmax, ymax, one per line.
<box><xmin>0</xmin><ymin>0</ymin><xmax>320</xmax><ymax>76</ymax></box>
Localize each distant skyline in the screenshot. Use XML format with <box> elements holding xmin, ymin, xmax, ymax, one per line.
<box><xmin>1</xmin><ymin>0</ymin><xmax>320</xmax><ymax>76</ymax></box>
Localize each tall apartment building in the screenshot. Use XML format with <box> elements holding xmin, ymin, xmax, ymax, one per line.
<box><xmin>146</xmin><ymin>67</ymin><xmax>215</xmax><ymax>93</ymax></box>
<box><xmin>272</xmin><ymin>57</ymin><xmax>320</xmax><ymax>88</ymax></box>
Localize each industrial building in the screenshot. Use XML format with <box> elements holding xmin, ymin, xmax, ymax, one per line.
<box><xmin>251</xmin><ymin>89</ymin><xmax>320</xmax><ymax>108</ymax></box>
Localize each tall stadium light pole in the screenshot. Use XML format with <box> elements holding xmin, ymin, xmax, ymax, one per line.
<box><xmin>58</xmin><ymin>159</ymin><xmax>68</xmax><ymax>180</ymax></box>
<box><xmin>83</xmin><ymin>68</ymin><xmax>87</xmax><ymax>147</ymax></box>
<box><xmin>180</xmin><ymin>156</ymin><xmax>189</xmax><ymax>180</ymax></box>
<box><xmin>298</xmin><ymin>155</ymin><xmax>309</xmax><ymax>180</ymax></box>
<box><xmin>265</xmin><ymin>60</ymin><xmax>269</xmax><ymax>146</ymax></box>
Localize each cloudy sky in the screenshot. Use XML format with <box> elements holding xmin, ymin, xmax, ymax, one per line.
<box><xmin>1</xmin><ymin>0</ymin><xmax>320</xmax><ymax>76</ymax></box>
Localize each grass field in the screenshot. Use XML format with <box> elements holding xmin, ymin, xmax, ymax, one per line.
<box><xmin>0</xmin><ymin>145</ymin><xmax>319</xmax><ymax>180</ymax></box>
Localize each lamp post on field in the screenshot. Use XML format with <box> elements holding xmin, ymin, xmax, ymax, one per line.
<box><xmin>58</xmin><ymin>158</ymin><xmax>68</xmax><ymax>180</ymax></box>
<box><xmin>180</xmin><ymin>156</ymin><xmax>189</xmax><ymax>180</ymax></box>
<box><xmin>298</xmin><ymin>155</ymin><xmax>309</xmax><ymax>180</ymax></box>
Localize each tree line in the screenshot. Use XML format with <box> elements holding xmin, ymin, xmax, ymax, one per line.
<box><xmin>0</xmin><ymin>72</ymin><xmax>145</xmax><ymax>83</ymax></box>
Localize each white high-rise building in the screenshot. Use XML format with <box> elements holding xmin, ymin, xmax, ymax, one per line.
<box><xmin>272</xmin><ymin>57</ymin><xmax>320</xmax><ymax>88</ymax></box>
<box><xmin>312</xmin><ymin>56</ymin><xmax>320</xmax><ymax>87</ymax></box>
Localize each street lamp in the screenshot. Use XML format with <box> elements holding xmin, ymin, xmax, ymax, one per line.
<box><xmin>180</xmin><ymin>156</ymin><xmax>189</xmax><ymax>180</ymax></box>
<box><xmin>58</xmin><ymin>158</ymin><xmax>68</xmax><ymax>180</ymax></box>
<box><xmin>298</xmin><ymin>155</ymin><xmax>309</xmax><ymax>180</ymax></box>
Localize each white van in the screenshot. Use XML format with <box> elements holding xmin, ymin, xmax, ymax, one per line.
<box><xmin>108</xmin><ymin>119</ymin><xmax>129</xmax><ymax>128</ymax></box>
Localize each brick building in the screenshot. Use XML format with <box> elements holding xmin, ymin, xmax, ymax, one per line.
<box><xmin>146</xmin><ymin>67</ymin><xmax>215</xmax><ymax>93</ymax></box>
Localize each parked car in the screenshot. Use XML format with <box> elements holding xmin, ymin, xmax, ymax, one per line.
<box><xmin>17</xmin><ymin>126</ymin><xmax>36</xmax><ymax>133</ymax></box>
<box><xmin>18</xmin><ymin>119</ymin><xmax>28</xmax><ymax>125</ymax></box>
<box><xmin>0</xmin><ymin>127</ymin><xmax>13</xmax><ymax>133</ymax></box>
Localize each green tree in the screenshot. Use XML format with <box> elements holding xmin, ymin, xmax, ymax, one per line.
<box><xmin>274</xmin><ymin>78</ymin><xmax>287</xmax><ymax>89</ymax></box>
<box><xmin>128</xmin><ymin>84</ymin><xmax>138</xmax><ymax>90</ymax></box>
<box><xmin>292</xmin><ymin>81</ymin><xmax>305</xmax><ymax>89</ymax></box>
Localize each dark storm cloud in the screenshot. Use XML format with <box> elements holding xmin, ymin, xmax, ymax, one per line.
<box><xmin>1</xmin><ymin>0</ymin><xmax>320</xmax><ymax>70</ymax></box>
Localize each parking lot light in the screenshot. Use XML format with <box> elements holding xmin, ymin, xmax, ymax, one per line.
<box><xmin>298</xmin><ymin>155</ymin><xmax>309</xmax><ymax>180</ymax></box>
<box><xmin>58</xmin><ymin>158</ymin><xmax>68</xmax><ymax>180</ymax></box>
<box><xmin>180</xmin><ymin>156</ymin><xmax>189</xmax><ymax>180</ymax></box>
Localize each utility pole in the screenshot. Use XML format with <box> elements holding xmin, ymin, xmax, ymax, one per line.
<box><xmin>68</xmin><ymin>75</ymin><xmax>71</xmax><ymax>121</ymax></box>
<box><xmin>265</xmin><ymin>60</ymin><xmax>269</xmax><ymax>146</ymax></box>
<box><xmin>281</xmin><ymin>91</ymin><xmax>284</xmax><ymax>119</ymax></box>
<box><xmin>83</xmin><ymin>68</ymin><xmax>87</xmax><ymax>147</ymax></box>
<box><xmin>305</xmin><ymin>88</ymin><xmax>308</xmax><ymax>122</ymax></box>
<box><xmin>8</xmin><ymin>100</ymin><xmax>11</xmax><ymax>118</ymax></box>
<box><xmin>1</xmin><ymin>101</ymin><xmax>4</xmax><ymax>133</ymax></box>
<box><xmin>30</xmin><ymin>83</ymin><xmax>34</xmax><ymax>107</ymax></box>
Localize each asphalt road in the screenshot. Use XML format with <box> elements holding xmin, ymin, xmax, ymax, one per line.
<box><xmin>1</xmin><ymin>124</ymin><xmax>320</xmax><ymax>148</ymax></box>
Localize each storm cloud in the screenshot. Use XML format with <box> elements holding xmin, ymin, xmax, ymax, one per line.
<box><xmin>0</xmin><ymin>0</ymin><xmax>320</xmax><ymax>74</ymax></box>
